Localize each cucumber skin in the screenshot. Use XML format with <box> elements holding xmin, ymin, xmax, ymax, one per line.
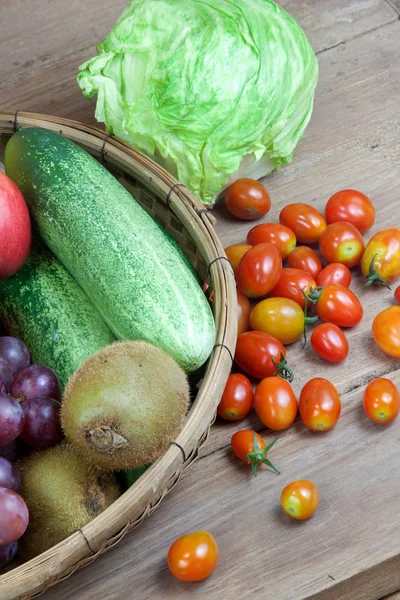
<box><xmin>5</xmin><ymin>128</ymin><xmax>215</xmax><ymax>372</ymax></box>
<box><xmin>0</xmin><ymin>243</ymin><xmax>116</xmax><ymax>390</ymax></box>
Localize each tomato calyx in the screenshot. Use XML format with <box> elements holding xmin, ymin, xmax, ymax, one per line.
<box><xmin>246</xmin><ymin>434</ymin><xmax>280</xmax><ymax>477</ymax></box>
<box><xmin>271</xmin><ymin>353</ymin><xmax>294</xmax><ymax>383</ymax></box>
<box><xmin>303</xmin><ymin>286</ymin><xmax>324</xmax><ymax>305</ymax></box>
<box><xmin>365</xmin><ymin>254</ymin><xmax>391</xmax><ymax>289</ymax></box>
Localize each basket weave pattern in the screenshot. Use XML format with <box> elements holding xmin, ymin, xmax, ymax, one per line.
<box><xmin>0</xmin><ymin>111</ymin><xmax>237</xmax><ymax>600</ymax></box>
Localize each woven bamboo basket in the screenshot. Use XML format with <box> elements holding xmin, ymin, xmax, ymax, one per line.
<box><xmin>0</xmin><ymin>110</ymin><xmax>237</xmax><ymax>600</ymax></box>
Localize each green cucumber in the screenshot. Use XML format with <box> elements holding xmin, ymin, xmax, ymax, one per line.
<box><xmin>5</xmin><ymin>128</ymin><xmax>215</xmax><ymax>372</ymax></box>
<box><xmin>0</xmin><ymin>241</ymin><xmax>116</xmax><ymax>390</ymax></box>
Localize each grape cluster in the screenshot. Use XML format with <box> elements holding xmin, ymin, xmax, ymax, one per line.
<box><xmin>0</xmin><ymin>336</ymin><xmax>63</xmax><ymax>570</ymax></box>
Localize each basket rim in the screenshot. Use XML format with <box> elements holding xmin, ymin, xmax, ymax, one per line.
<box><xmin>0</xmin><ymin>110</ymin><xmax>237</xmax><ymax>600</ymax></box>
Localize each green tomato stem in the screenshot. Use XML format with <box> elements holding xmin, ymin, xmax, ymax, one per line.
<box><xmin>365</xmin><ymin>254</ymin><xmax>391</xmax><ymax>289</ymax></box>
<box><xmin>272</xmin><ymin>353</ymin><xmax>294</xmax><ymax>383</ymax></box>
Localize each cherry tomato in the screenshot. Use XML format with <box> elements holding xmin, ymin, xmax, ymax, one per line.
<box><xmin>280</xmin><ymin>203</ymin><xmax>326</xmax><ymax>244</ymax></box>
<box><xmin>395</xmin><ymin>286</ymin><xmax>400</xmax><ymax>304</ymax></box>
<box><xmin>250</xmin><ymin>297</ymin><xmax>316</xmax><ymax>345</ymax></box>
<box><xmin>287</xmin><ymin>246</ymin><xmax>322</xmax><ymax>280</ymax></box>
<box><xmin>363</xmin><ymin>378</ymin><xmax>400</xmax><ymax>425</ymax></box>
<box><xmin>372</xmin><ymin>306</ymin><xmax>400</xmax><ymax>357</ymax></box>
<box><xmin>325</xmin><ymin>189</ymin><xmax>375</xmax><ymax>233</ymax></box>
<box><xmin>311</xmin><ymin>323</ymin><xmax>349</xmax><ymax>363</ymax></box>
<box><xmin>225</xmin><ymin>178</ymin><xmax>271</xmax><ymax>221</ymax></box>
<box><xmin>269</xmin><ymin>268</ymin><xmax>316</xmax><ymax>309</ymax></box>
<box><xmin>235</xmin><ymin>331</ymin><xmax>293</xmax><ymax>381</ymax></box>
<box><xmin>361</xmin><ymin>228</ymin><xmax>400</xmax><ymax>287</ymax></box>
<box><xmin>247</xmin><ymin>223</ymin><xmax>296</xmax><ymax>259</ymax></box>
<box><xmin>299</xmin><ymin>378</ymin><xmax>341</xmax><ymax>431</ymax></box>
<box><xmin>254</xmin><ymin>377</ymin><xmax>298</xmax><ymax>431</ymax></box>
<box><xmin>168</xmin><ymin>531</ymin><xmax>218</xmax><ymax>582</ymax></box>
<box><xmin>237</xmin><ymin>289</ymin><xmax>251</xmax><ymax>337</ymax></box>
<box><xmin>309</xmin><ymin>284</ymin><xmax>363</xmax><ymax>328</ymax></box>
<box><xmin>237</xmin><ymin>243</ymin><xmax>282</xmax><ymax>298</ymax></box>
<box><xmin>217</xmin><ymin>374</ymin><xmax>253</xmax><ymax>421</ymax></box>
<box><xmin>225</xmin><ymin>244</ymin><xmax>252</xmax><ymax>278</ymax></box>
<box><xmin>316</xmin><ymin>263</ymin><xmax>352</xmax><ymax>288</ymax></box>
<box><xmin>281</xmin><ymin>480</ymin><xmax>319</xmax><ymax>520</ymax></box>
<box><xmin>231</xmin><ymin>430</ymin><xmax>279</xmax><ymax>476</ymax></box>
<box><xmin>319</xmin><ymin>222</ymin><xmax>364</xmax><ymax>268</ymax></box>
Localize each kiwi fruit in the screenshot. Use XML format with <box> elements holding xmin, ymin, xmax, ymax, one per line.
<box><xmin>18</xmin><ymin>443</ymin><xmax>121</xmax><ymax>560</ymax></box>
<box><xmin>61</xmin><ymin>341</ymin><xmax>189</xmax><ymax>470</ymax></box>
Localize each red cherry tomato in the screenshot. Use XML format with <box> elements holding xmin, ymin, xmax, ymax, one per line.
<box><xmin>309</xmin><ymin>284</ymin><xmax>363</xmax><ymax>328</ymax></box>
<box><xmin>280</xmin><ymin>203</ymin><xmax>326</xmax><ymax>244</ymax></box>
<box><xmin>395</xmin><ymin>286</ymin><xmax>400</xmax><ymax>304</ymax></box>
<box><xmin>231</xmin><ymin>430</ymin><xmax>279</xmax><ymax>475</ymax></box>
<box><xmin>237</xmin><ymin>243</ymin><xmax>282</xmax><ymax>298</ymax></box>
<box><xmin>361</xmin><ymin>228</ymin><xmax>400</xmax><ymax>287</ymax></box>
<box><xmin>299</xmin><ymin>378</ymin><xmax>341</xmax><ymax>431</ymax></box>
<box><xmin>287</xmin><ymin>246</ymin><xmax>322</xmax><ymax>280</ymax></box>
<box><xmin>316</xmin><ymin>263</ymin><xmax>352</xmax><ymax>288</ymax></box>
<box><xmin>319</xmin><ymin>222</ymin><xmax>364</xmax><ymax>268</ymax></box>
<box><xmin>372</xmin><ymin>306</ymin><xmax>400</xmax><ymax>357</ymax></box>
<box><xmin>225</xmin><ymin>244</ymin><xmax>252</xmax><ymax>278</ymax></box>
<box><xmin>363</xmin><ymin>378</ymin><xmax>399</xmax><ymax>424</ymax></box>
<box><xmin>168</xmin><ymin>531</ymin><xmax>218</xmax><ymax>582</ymax></box>
<box><xmin>325</xmin><ymin>189</ymin><xmax>375</xmax><ymax>233</ymax></box>
<box><xmin>217</xmin><ymin>374</ymin><xmax>253</xmax><ymax>421</ymax></box>
<box><xmin>281</xmin><ymin>480</ymin><xmax>319</xmax><ymax>520</ymax></box>
<box><xmin>235</xmin><ymin>331</ymin><xmax>293</xmax><ymax>381</ymax></box>
<box><xmin>247</xmin><ymin>223</ymin><xmax>296</xmax><ymax>259</ymax></box>
<box><xmin>254</xmin><ymin>377</ymin><xmax>298</xmax><ymax>431</ymax></box>
<box><xmin>225</xmin><ymin>179</ymin><xmax>271</xmax><ymax>221</ymax></box>
<box><xmin>237</xmin><ymin>289</ymin><xmax>251</xmax><ymax>337</ymax></box>
<box><xmin>311</xmin><ymin>323</ymin><xmax>349</xmax><ymax>363</ymax></box>
<box><xmin>269</xmin><ymin>268</ymin><xmax>316</xmax><ymax>309</ymax></box>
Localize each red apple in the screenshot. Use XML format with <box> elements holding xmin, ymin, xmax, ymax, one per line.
<box><xmin>0</xmin><ymin>172</ymin><xmax>31</xmax><ymax>278</ymax></box>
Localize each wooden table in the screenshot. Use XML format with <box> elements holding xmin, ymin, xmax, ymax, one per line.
<box><xmin>1</xmin><ymin>1</ymin><xmax>400</xmax><ymax>599</ymax></box>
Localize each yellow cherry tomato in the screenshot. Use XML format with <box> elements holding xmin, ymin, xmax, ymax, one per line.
<box><xmin>361</xmin><ymin>228</ymin><xmax>400</xmax><ymax>286</ymax></box>
<box><xmin>250</xmin><ymin>297</ymin><xmax>315</xmax><ymax>345</ymax></box>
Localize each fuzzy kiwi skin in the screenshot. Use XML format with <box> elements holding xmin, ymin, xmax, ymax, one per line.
<box><xmin>17</xmin><ymin>443</ymin><xmax>121</xmax><ymax>560</ymax></box>
<box><xmin>61</xmin><ymin>341</ymin><xmax>189</xmax><ymax>471</ymax></box>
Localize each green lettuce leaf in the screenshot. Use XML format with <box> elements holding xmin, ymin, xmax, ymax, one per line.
<box><xmin>78</xmin><ymin>0</ymin><xmax>318</xmax><ymax>204</ymax></box>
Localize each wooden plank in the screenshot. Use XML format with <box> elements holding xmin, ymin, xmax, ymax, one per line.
<box><xmin>386</xmin><ymin>0</ymin><xmax>400</xmax><ymax>14</ymax></box>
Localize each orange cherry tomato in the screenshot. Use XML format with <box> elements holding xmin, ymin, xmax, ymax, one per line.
<box><xmin>309</xmin><ymin>284</ymin><xmax>363</xmax><ymax>328</ymax></box>
<box><xmin>225</xmin><ymin>244</ymin><xmax>252</xmax><ymax>277</ymax></box>
<box><xmin>217</xmin><ymin>374</ymin><xmax>253</xmax><ymax>421</ymax></box>
<box><xmin>281</xmin><ymin>480</ymin><xmax>319</xmax><ymax>520</ymax></box>
<box><xmin>287</xmin><ymin>246</ymin><xmax>322</xmax><ymax>280</ymax></box>
<box><xmin>325</xmin><ymin>189</ymin><xmax>375</xmax><ymax>233</ymax></box>
<box><xmin>269</xmin><ymin>268</ymin><xmax>316</xmax><ymax>309</ymax></box>
<box><xmin>372</xmin><ymin>306</ymin><xmax>400</xmax><ymax>357</ymax></box>
<box><xmin>311</xmin><ymin>323</ymin><xmax>349</xmax><ymax>363</ymax></box>
<box><xmin>279</xmin><ymin>203</ymin><xmax>326</xmax><ymax>244</ymax></box>
<box><xmin>395</xmin><ymin>286</ymin><xmax>400</xmax><ymax>304</ymax></box>
<box><xmin>237</xmin><ymin>243</ymin><xmax>282</xmax><ymax>298</ymax></box>
<box><xmin>168</xmin><ymin>531</ymin><xmax>219</xmax><ymax>582</ymax></box>
<box><xmin>319</xmin><ymin>222</ymin><xmax>364</xmax><ymax>268</ymax></box>
<box><xmin>299</xmin><ymin>378</ymin><xmax>341</xmax><ymax>431</ymax></box>
<box><xmin>363</xmin><ymin>378</ymin><xmax>400</xmax><ymax>424</ymax></box>
<box><xmin>231</xmin><ymin>430</ymin><xmax>279</xmax><ymax>475</ymax></box>
<box><xmin>361</xmin><ymin>228</ymin><xmax>400</xmax><ymax>287</ymax></box>
<box><xmin>254</xmin><ymin>377</ymin><xmax>298</xmax><ymax>431</ymax></box>
<box><xmin>247</xmin><ymin>223</ymin><xmax>296</xmax><ymax>259</ymax></box>
<box><xmin>250</xmin><ymin>297</ymin><xmax>316</xmax><ymax>345</ymax></box>
<box><xmin>316</xmin><ymin>263</ymin><xmax>352</xmax><ymax>288</ymax></box>
<box><xmin>235</xmin><ymin>331</ymin><xmax>293</xmax><ymax>381</ymax></box>
<box><xmin>237</xmin><ymin>288</ymin><xmax>251</xmax><ymax>337</ymax></box>
<box><xmin>225</xmin><ymin>178</ymin><xmax>271</xmax><ymax>221</ymax></box>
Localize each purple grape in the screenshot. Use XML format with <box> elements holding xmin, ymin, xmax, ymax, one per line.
<box><xmin>0</xmin><ymin>440</ymin><xmax>18</xmax><ymax>462</ymax></box>
<box><xmin>0</xmin><ymin>458</ymin><xmax>21</xmax><ymax>493</ymax></box>
<box><xmin>0</xmin><ymin>487</ymin><xmax>29</xmax><ymax>544</ymax></box>
<box><xmin>0</xmin><ymin>540</ymin><xmax>18</xmax><ymax>569</ymax></box>
<box><xmin>0</xmin><ymin>337</ymin><xmax>30</xmax><ymax>378</ymax></box>
<box><xmin>20</xmin><ymin>397</ymin><xmax>64</xmax><ymax>449</ymax></box>
<box><xmin>0</xmin><ymin>359</ymin><xmax>12</xmax><ymax>392</ymax></box>
<box><xmin>0</xmin><ymin>394</ymin><xmax>24</xmax><ymax>446</ymax></box>
<box><xmin>11</xmin><ymin>365</ymin><xmax>60</xmax><ymax>402</ymax></box>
